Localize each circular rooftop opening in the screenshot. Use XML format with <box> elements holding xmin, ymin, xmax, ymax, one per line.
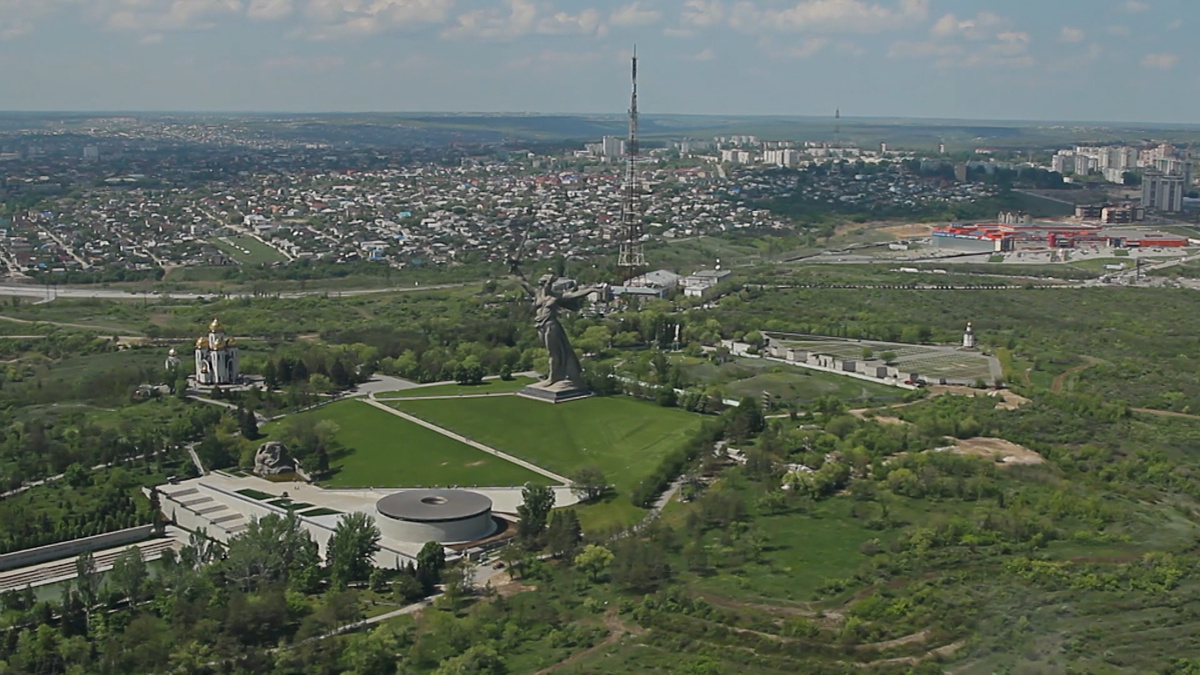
<box><xmin>420</xmin><ymin>496</ymin><xmax>449</xmax><ymax>506</ymax></box>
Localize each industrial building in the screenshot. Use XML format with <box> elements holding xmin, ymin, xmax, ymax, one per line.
<box><xmin>932</xmin><ymin>219</ymin><xmax>1187</xmax><ymax>252</ymax></box>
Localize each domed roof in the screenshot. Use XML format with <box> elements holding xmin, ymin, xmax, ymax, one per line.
<box><xmin>196</xmin><ymin>337</ymin><xmax>207</xmax><ymax>349</ymax></box>
<box><xmin>168</xmin><ymin>348</ymin><xmax>177</xmax><ymax>356</ymax></box>
<box><xmin>209</xmin><ymin>317</ymin><xmax>224</xmax><ymax>332</ymax></box>
<box><xmin>223</xmin><ymin>337</ymin><xmax>237</xmax><ymax>348</ymax></box>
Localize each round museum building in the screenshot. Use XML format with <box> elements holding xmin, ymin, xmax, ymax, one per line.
<box><xmin>374</xmin><ymin>489</ymin><xmax>496</xmax><ymax>544</ymax></box>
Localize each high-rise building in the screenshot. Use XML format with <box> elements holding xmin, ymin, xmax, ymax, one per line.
<box><xmin>1142</xmin><ymin>170</ymin><xmax>1185</xmax><ymax>213</ymax></box>
<box><xmin>601</xmin><ymin>135</ymin><xmax>624</xmax><ymax>161</ymax></box>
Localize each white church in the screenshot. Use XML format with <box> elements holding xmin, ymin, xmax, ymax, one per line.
<box><xmin>194</xmin><ymin>318</ymin><xmax>240</xmax><ymax>385</ymax></box>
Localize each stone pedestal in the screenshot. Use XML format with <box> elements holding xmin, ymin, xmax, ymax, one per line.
<box><xmin>518</xmin><ymin>381</ymin><xmax>593</xmax><ymax>404</ymax></box>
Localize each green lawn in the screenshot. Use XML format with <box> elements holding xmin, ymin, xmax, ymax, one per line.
<box><xmin>692</xmin><ymin>497</ymin><xmax>877</xmax><ymax>602</ymax></box>
<box><xmin>210</xmin><ymin>235</ymin><xmax>287</xmax><ymax>265</ymax></box>
<box><xmin>376</xmin><ymin>376</ymin><xmax>536</xmax><ymax>399</ymax></box>
<box><xmin>262</xmin><ymin>400</ymin><xmax>547</xmax><ymax>489</ymax></box>
<box><xmin>392</xmin><ymin>395</ymin><xmax>703</xmax><ymax>502</ymax></box>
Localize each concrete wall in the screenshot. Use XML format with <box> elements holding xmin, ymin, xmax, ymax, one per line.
<box><xmin>0</xmin><ymin>525</ymin><xmax>156</xmax><ymax>572</ymax></box>
<box><xmin>376</xmin><ymin>510</ymin><xmax>495</xmax><ymax>545</ymax></box>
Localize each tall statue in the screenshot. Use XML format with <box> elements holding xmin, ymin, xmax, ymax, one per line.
<box><xmin>512</xmin><ymin>266</ymin><xmax>601</xmax><ymax>392</ymax></box>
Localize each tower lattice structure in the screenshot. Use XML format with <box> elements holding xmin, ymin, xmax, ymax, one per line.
<box><xmin>617</xmin><ymin>48</ymin><xmax>646</xmax><ymax>274</ymax></box>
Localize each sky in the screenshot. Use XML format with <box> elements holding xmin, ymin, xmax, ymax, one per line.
<box><xmin>0</xmin><ymin>0</ymin><xmax>1197</xmax><ymax>123</ymax></box>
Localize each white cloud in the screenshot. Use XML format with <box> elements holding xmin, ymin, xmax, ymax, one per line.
<box><xmin>98</xmin><ymin>0</ymin><xmax>244</xmax><ymax>32</ymax></box>
<box><xmin>442</xmin><ymin>0</ymin><xmax>539</xmax><ymax>39</ymax></box>
<box><xmin>930</xmin><ymin>11</ymin><xmax>1003</xmax><ymax>40</ymax></box>
<box><xmin>688</xmin><ymin>47</ymin><xmax>715</xmax><ymax>60</ymax></box>
<box><xmin>899</xmin><ymin>10</ymin><xmax>1032</xmax><ymax>68</ymax></box>
<box><xmin>1142</xmin><ymin>52</ymin><xmax>1178</xmax><ymax>69</ymax></box>
<box><xmin>663</xmin><ymin>0</ymin><xmax>722</xmax><ymax>35</ymax></box>
<box><xmin>732</xmin><ymin>0</ymin><xmax>928</xmax><ymax>34</ymax></box>
<box><xmin>1124</xmin><ymin>0</ymin><xmax>1149</xmax><ymax>12</ymax></box>
<box><xmin>1166</xmin><ymin>18</ymin><xmax>1182</xmax><ymax>30</ymax></box>
<box><xmin>537</xmin><ymin>8</ymin><xmax>604</xmax><ymax>35</ymax></box>
<box><xmin>1059</xmin><ymin>26</ymin><xmax>1084</xmax><ymax>43</ymax></box>
<box><xmin>303</xmin><ymin>0</ymin><xmax>453</xmax><ymax>39</ymax></box>
<box><xmin>0</xmin><ymin>0</ymin><xmax>71</xmax><ymax>39</ymax></box>
<box><xmin>610</xmin><ymin>2</ymin><xmax>661</xmax><ymax>27</ymax></box>
<box><xmin>248</xmin><ymin>0</ymin><xmax>293</xmax><ymax>21</ymax></box>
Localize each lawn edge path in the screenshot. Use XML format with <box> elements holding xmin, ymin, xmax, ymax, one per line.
<box><xmin>361</xmin><ymin>398</ymin><xmax>571</xmax><ymax>485</ymax></box>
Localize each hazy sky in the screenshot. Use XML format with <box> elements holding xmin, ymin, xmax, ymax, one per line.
<box><xmin>1</xmin><ymin>0</ymin><xmax>1197</xmax><ymax>122</ymax></box>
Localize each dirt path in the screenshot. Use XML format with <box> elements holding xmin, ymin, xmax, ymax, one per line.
<box><xmin>1050</xmin><ymin>356</ymin><xmax>1102</xmax><ymax>394</ymax></box>
<box><xmin>1022</xmin><ymin>367</ymin><xmax>1032</xmax><ymax>387</ymax></box>
<box><xmin>533</xmin><ymin>609</ymin><xmax>639</xmax><ymax>675</ymax></box>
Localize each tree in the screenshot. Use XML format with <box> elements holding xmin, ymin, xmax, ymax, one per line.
<box><xmin>516</xmin><ymin>483</ymin><xmax>556</xmax><ymax>548</ymax></box>
<box><xmin>74</xmin><ymin>552</ymin><xmax>99</xmax><ymax>608</ymax></box>
<box><xmin>225</xmin><ymin>513</ymin><xmax>320</xmax><ymax>591</ymax></box>
<box><xmin>327</xmin><ymin>512</ymin><xmax>381</xmax><ymax>588</ymax></box>
<box><xmin>63</xmin><ymin>463</ymin><xmax>91</xmax><ymax>488</ymax></box>
<box><xmin>546</xmin><ymin>510</ymin><xmax>582</xmax><ymax>558</ymax></box>
<box><xmin>574</xmin><ymin>544</ymin><xmax>614</xmax><ymax>582</ymax></box>
<box><xmin>416</xmin><ymin>541</ymin><xmax>446</xmax><ymax>593</ymax></box>
<box><xmin>110</xmin><ymin>546</ymin><xmax>148</xmax><ymax>604</ymax></box>
<box><xmin>569</xmin><ymin>466</ymin><xmax>609</xmax><ymax>502</ymax></box>
<box><xmin>880</xmin><ymin>350</ymin><xmax>897</xmax><ymax>364</ymax></box>
<box><xmin>434</xmin><ymin>644</ymin><xmax>507</xmax><ymax>675</ymax></box>
<box><xmin>237</xmin><ymin>406</ymin><xmax>259</xmax><ymax>440</ymax></box>
<box><xmin>611</xmin><ymin>537</ymin><xmax>671</xmax><ymax>591</ymax></box>
<box><xmin>309</xmin><ymin>373</ymin><xmax>333</xmax><ymax>394</ymax></box>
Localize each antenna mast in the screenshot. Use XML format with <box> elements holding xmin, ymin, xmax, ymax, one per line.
<box><xmin>618</xmin><ymin>46</ymin><xmax>646</xmax><ymax>273</ymax></box>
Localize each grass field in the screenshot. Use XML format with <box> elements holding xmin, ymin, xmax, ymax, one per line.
<box><xmin>210</xmin><ymin>235</ymin><xmax>287</xmax><ymax>266</ymax></box>
<box><xmin>391</xmin><ymin>395</ymin><xmax>702</xmax><ymax>507</ymax></box>
<box><xmin>679</xmin><ymin>356</ymin><xmax>904</xmax><ymax>404</ymax></box>
<box><xmin>690</xmin><ymin>497</ymin><xmax>877</xmax><ymax>602</ymax></box>
<box><xmin>261</xmin><ymin>400</ymin><xmax>547</xmax><ymax>489</ymax></box>
<box><xmin>376</xmin><ymin>376</ymin><xmax>536</xmax><ymax>399</ymax></box>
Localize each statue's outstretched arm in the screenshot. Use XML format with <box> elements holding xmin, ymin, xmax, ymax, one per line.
<box><xmin>559</xmin><ymin>284</ymin><xmax>602</xmax><ymax>301</ymax></box>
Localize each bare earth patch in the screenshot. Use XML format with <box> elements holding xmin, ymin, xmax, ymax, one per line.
<box><xmin>930</xmin><ymin>385</ymin><xmax>1030</xmax><ymax>411</ymax></box>
<box><xmin>943</xmin><ymin>437</ymin><xmax>1044</xmax><ymax>466</ymax></box>
<box><xmin>879</xmin><ymin>222</ymin><xmax>937</xmax><ymax>239</ymax></box>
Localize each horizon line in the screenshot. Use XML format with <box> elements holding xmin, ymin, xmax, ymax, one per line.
<box><xmin>1</xmin><ymin>110</ymin><xmax>1199</xmax><ymax>130</ymax></box>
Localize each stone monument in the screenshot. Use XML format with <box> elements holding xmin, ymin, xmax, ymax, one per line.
<box><xmin>253</xmin><ymin>441</ymin><xmax>298</xmax><ymax>476</ymax></box>
<box><xmin>513</xmin><ymin>267</ymin><xmax>602</xmax><ymax>403</ymax></box>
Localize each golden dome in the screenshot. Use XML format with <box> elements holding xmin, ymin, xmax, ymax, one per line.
<box><xmin>224</xmin><ymin>337</ymin><xmax>237</xmax><ymax>347</ymax></box>
<box><xmin>195</xmin><ymin>337</ymin><xmax>207</xmax><ymax>349</ymax></box>
<box><xmin>168</xmin><ymin>348</ymin><xmax>177</xmax><ymax>356</ymax></box>
<box><xmin>209</xmin><ymin>317</ymin><xmax>224</xmax><ymax>332</ymax></box>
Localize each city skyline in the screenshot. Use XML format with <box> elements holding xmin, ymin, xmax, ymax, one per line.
<box><xmin>1</xmin><ymin>0</ymin><xmax>1198</xmax><ymax>123</ymax></box>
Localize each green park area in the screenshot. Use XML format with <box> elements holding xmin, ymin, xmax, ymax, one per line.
<box><xmin>261</xmin><ymin>400</ymin><xmax>547</xmax><ymax>489</ymax></box>
<box><xmin>393</xmin><ymin>395</ymin><xmax>703</xmax><ymax>528</ymax></box>
<box><xmin>376</xmin><ymin>375</ymin><xmax>537</xmax><ymax>399</ymax></box>
<box><xmin>209</xmin><ymin>235</ymin><xmax>288</xmax><ymax>266</ymax></box>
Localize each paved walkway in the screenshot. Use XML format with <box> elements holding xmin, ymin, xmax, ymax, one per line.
<box><xmin>362</xmin><ymin>399</ymin><xmax>570</xmax><ymax>485</ymax></box>
<box><xmin>374</xmin><ymin>392</ymin><xmax>517</xmax><ymax>401</ymax></box>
